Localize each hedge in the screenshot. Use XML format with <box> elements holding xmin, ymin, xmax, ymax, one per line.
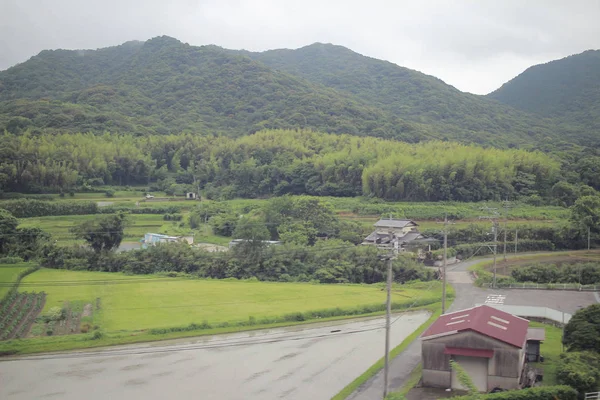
<box><xmin>0</xmin><ymin>200</ymin><xmax>98</xmax><ymax>217</ymax></box>
<box><xmin>451</xmin><ymin>385</ymin><xmax>577</xmax><ymax>400</ymax></box>
<box><xmin>99</xmin><ymin>205</ymin><xmax>182</xmax><ymax>214</ymax></box>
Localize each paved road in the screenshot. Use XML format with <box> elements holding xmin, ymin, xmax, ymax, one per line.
<box><xmin>0</xmin><ymin>312</ymin><xmax>429</xmax><ymax>400</ymax></box>
<box><xmin>348</xmin><ymin>254</ymin><xmax>600</xmax><ymax>400</ymax></box>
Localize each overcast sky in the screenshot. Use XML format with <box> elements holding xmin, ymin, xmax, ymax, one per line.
<box><xmin>1</xmin><ymin>0</ymin><xmax>599</xmax><ymax>94</ymax></box>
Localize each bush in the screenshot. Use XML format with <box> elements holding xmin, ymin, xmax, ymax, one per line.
<box><xmin>451</xmin><ymin>385</ymin><xmax>577</xmax><ymax>400</ymax></box>
<box><xmin>556</xmin><ymin>352</ymin><xmax>600</xmax><ymax>395</ymax></box>
<box><xmin>104</xmin><ymin>189</ymin><xmax>115</xmax><ymax>198</ymax></box>
<box><xmin>512</xmin><ymin>262</ymin><xmax>600</xmax><ymax>285</ymax></box>
<box><xmin>0</xmin><ymin>256</ymin><xmax>23</xmax><ymax>264</ymax></box>
<box><xmin>0</xmin><ymin>199</ymin><xmax>98</xmax><ymax>217</ymax></box>
<box><xmin>163</xmin><ymin>213</ymin><xmax>183</xmax><ymax>221</ymax></box>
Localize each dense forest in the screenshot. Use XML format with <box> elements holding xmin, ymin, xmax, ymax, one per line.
<box><xmin>2</xmin><ymin>129</ymin><xmax>594</xmax><ymax>203</ymax></box>
<box><xmin>0</xmin><ymin>37</ymin><xmax>426</xmax><ymax>142</ymax></box>
<box><xmin>488</xmin><ymin>49</ymin><xmax>600</xmax><ymax>144</ymax></box>
<box><xmin>0</xmin><ymin>36</ymin><xmax>589</xmax><ymax>148</ymax></box>
<box><xmin>242</xmin><ymin>43</ymin><xmax>562</xmax><ymax>147</ymax></box>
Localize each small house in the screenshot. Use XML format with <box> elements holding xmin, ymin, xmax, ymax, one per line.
<box><xmin>525</xmin><ymin>328</ymin><xmax>545</xmax><ymax>362</ymax></box>
<box><xmin>421</xmin><ymin>305</ymin><xmax>535</xmax><ymax>392</ymax></box>
<box><xmin>361</xmin><ymin>218</ymin><xmax>422</xmax><ymax>251</ymax></box>
<box><xmin>186</xmin><ymin>192</ymin><xmax>198</xmax><ymax>200</ymax></box>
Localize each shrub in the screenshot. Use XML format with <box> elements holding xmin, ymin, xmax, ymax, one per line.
<box><xmin>451</xmin><ymin>385</ymin><xmax>577</xmax><ymax>400</ymax></box>
<box><xmin>556</xmin><ymin>352</ymin><xmax>600</xmax><ymax>395</ymax></box>
<box><xmin>91</xmin><ymin>330</ymin><xmax>104</xmax><ymax>340</ymax></box>
<box><xmin>104</xmin><ymin>189</ymin><xmax>115</xmax><ymax>198</ymax></box>
<box><xmin>0</xmin><ymin>199</ymin><xmax>98</xmax><ymax>217</ymax></box>
<box><xmin>0</xmin><ymin>256</ymin><xmax>23</xmax><ymax>264</ymax></box>
<box><xmin>563</xmin><ymin>305</ymin><xmax>600</xmax><ymax>352</ymax></box>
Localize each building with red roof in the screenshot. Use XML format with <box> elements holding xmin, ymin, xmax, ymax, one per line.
<box><xmin>420</xmin><ymin>305</ymin><xmax>542</xmax><ymax>392</ymax></box>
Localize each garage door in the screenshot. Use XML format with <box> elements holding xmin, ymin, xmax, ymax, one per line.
<box><xmin>451</xmin><ymin>355</ymin><xmax>488</xmax><ymax>392</ymax></box>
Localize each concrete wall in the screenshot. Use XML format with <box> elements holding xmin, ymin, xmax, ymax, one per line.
<box><xmin>422</xmin><ymin>369</ymin><xmax>451</xmax><ymax>389</ymax></box>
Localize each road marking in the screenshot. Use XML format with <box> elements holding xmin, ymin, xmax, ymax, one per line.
<box><xmin>485</xmin><ymin>294</ymin><xmax>506</xmax><ymax>305</ymax></box>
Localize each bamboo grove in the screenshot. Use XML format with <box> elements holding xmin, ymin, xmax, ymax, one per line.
<box><xmin>0</xmin><ymin>129</ymin><xmax>560</xmax><ymax>202</ymax></box>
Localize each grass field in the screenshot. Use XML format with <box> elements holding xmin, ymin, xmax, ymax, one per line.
<box><xmin>18</xmin><ymin>214</ymin><xmax>193</xmax><ymax>244</ymax></box>
<box><xmin>0</xmin><ymin>263</ymin><xmax>31</xmax><ymax>298</ymax></box>
<box><xmin>20</xmin><ymin>269</ymin><xmax>446</xmax><ymax>332</ymax></box>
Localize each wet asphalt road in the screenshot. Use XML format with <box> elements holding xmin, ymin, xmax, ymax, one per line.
<box><xmin>0</xmin><ymin>311</ymin><xmax>430</xmax><ymax>400</ymax></box>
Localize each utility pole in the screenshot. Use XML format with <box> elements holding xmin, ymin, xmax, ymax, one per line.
<box><xmin>503</xmin><ymin>200</ymin><xmax>510</xmax><ymax>262</ymax></box>
<box><xmin>442</xmin><ymin>214</ymin><xmax>448</xmax><ymax>314</ymax></box>
<box><xmin>436</xmin><ymin>214</ymin><xmax>451</xmax><ymax>314</ymax></box>
<box><xmin>383</xmin><ymin>253</ymin><xmax>394</xmax><ymax>399</ymax></box>
<box><xmin>480</xmin><ymin>206</ymin><xmax>499</xmax><ymax>288</ymax></box>
<box><xmin>492</xmin><ymin>221</ymin><xmax>498</xmax><ymax>289</ymax></box>
<box><xmin>515</xmin><ymin>229</ymin><xmax>518</xmax><ymax>254</ymax></box>
<box><xmin>588</xmin><ymin>226</ymin><xmax>591</xmax><ymax>252</ymax></box>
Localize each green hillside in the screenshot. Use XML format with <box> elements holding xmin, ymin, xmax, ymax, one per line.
<box><xmin>242</xmin><ymin>43</ymin><xmax>560</xmax><ymax>147</ymax></box>
<box><xmin>0</xmin><ymin>36</ymin><xmax>426</xmax><ymax>142</ymax></box>
<box><xmin>488</xmin><ymin>50</ymin><xmax>600</xmax><ymax>144</ymax></box>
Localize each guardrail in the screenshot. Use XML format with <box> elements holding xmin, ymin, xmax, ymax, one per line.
<box><xmin>482</xmin><ymin>282</ymin><xmax>600</xmax><ymax>291</ymax></box>
<box><xmin>585</xmin><ymin>392</ymin><xmax>600</xmax><ymax>400</ymax></box>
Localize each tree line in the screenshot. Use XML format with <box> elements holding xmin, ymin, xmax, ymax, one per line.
<box><xmin>0</xmin><ymin>129</ymin><xmax>572</xmax><ymax>202</ymax></box>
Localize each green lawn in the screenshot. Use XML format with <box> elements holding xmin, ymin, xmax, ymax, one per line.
<box><xmin>529</xmin><ymin>321</ymin><xmax>564</xmax><ymax>386</ymax></box>
<box><xmin>0</xmin><ymin>263</ymin><xmax>31</xmax><ymax>298</ymax></box>
<box><xmin>21</xmin><ymin>269</ymin><xmax>445</xmax><ymax>333</ymax></box>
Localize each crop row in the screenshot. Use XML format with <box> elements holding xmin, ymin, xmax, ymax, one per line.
<box><xmin>0</xmin><ymin>292</ymin><xmax>45</xmax><ymax>340</ymax></box>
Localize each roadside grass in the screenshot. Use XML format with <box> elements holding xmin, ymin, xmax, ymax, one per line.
<box><xmin>19</xmin><ymin>269</ymin><xmax>448</xmax><ymax>332</ymax></box>
<box><xmin>0</xmin><ymin>263</ymin><xmax>31</xmax><ymax>298</ymax></box>
<box><xmin>331</xmin><ymin>303</ymin><xmax>446</xmax><ymax>400</ymax></box>
<box><xmin>528</xmin><ymin>321</ymin><xmax>563</xmax><ymax>386</ymax></box>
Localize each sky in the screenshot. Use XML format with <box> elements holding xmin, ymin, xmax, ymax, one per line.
<box><xmin>1</xmin><ymin>0</ymin><xmax>599</xmax><ymax>95</ymax></box>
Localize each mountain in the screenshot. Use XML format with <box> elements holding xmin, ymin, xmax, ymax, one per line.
<box><xmin>0</xmin><ymin>36</ymin><xmax>579</xmax><ymax>148</ymax></box>
<box><xmin>240</xmin><ymin>43</ymin><xmax>561</xmax><ymax>147</ymax></box>
<box><xmin>488</xmin><ymin>50</ymin><xmax>600</xmax><ymax>143</ymax></box>
<box><xmin>0</xmin><ymin>36</ymin><xmax>429</xmax><ymax>141</ymax></box>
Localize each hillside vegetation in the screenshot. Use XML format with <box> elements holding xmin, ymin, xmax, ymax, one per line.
<box><xmin>0</xmin><ymin>37</ymin><xmax>425</xmax><ymax>142</ymax></box>
<box><xmin>0</xmin><ymin>130</ymin><xmax>560</xmax><ymax>201</ymax></box>
<box><xmin>244</xmin><ymin>43</ymin><xmax>559</xmax><ymax>147</ymax></box>
<box><xmin>488</xmin><ymin>50</ymin><xmax>600</xmax><ymax>145</ymax></box>
<box><xmin>0</xmin><ymin>36</ymin><xmax>577</xmax><ymax>148</ymax></box>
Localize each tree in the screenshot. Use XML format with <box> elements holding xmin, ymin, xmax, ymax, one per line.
<box><xmin>72</xmin><ymin>213</ymin><xmax>127</xmax><ymax>253</ymax></box>
<box><xmin>232</xmin><ymin>217</ymin><xmax>270</xmax><ymax>241</ymax></box>
<box><xmin>571</xmin><ymin>195</ymin><xmax>600</xmax><ymax>238</ymax></box>
<box><xmin>563</xmin><ymin>304</ymin><xmax>600</xmax><ymax>352</ymax></box>
<box><xmin>556</xmin><ymin>351</ymin><xmax>600</xmax><ymax>395</ymax></box>
<box><xmin>0</xmin><ymin>208</ymin><xmax>18</xmax><ymax>254</ymax></box>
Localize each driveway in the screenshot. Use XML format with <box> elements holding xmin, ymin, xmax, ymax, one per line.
<box><xmin>0</xmin><ymin>312</ymin><xmax>429</xmax><ymax>400</ymax></box>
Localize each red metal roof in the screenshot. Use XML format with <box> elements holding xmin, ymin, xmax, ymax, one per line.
<box><xmin>421</xmin><ymin>305</ymin><xmax>529</xmax><ymax>348</ymax></box>
<box><xmin>444</xmin><ymin>347</ymin><xmax>494</xmax><ymax>358</ymax></box>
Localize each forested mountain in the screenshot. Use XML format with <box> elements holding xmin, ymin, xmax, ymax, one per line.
<box><xmin>240</xmin><ymin>43</ymin><xmax>561</xmax><ymax>147</ymax></box>
<box><xmin>488</xmin><ymin>50</ymin><xmax>600</xmax><ymax>144</ymax></box>
<box><xmin>0</xmin><ymin>36</ymin><xmax>569</xmax><ymax>148</ymax></box>
<box><xmin>0</xmin><ymin>36</ymin><xmax>428</xmax><ymax>141</ymax></box>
